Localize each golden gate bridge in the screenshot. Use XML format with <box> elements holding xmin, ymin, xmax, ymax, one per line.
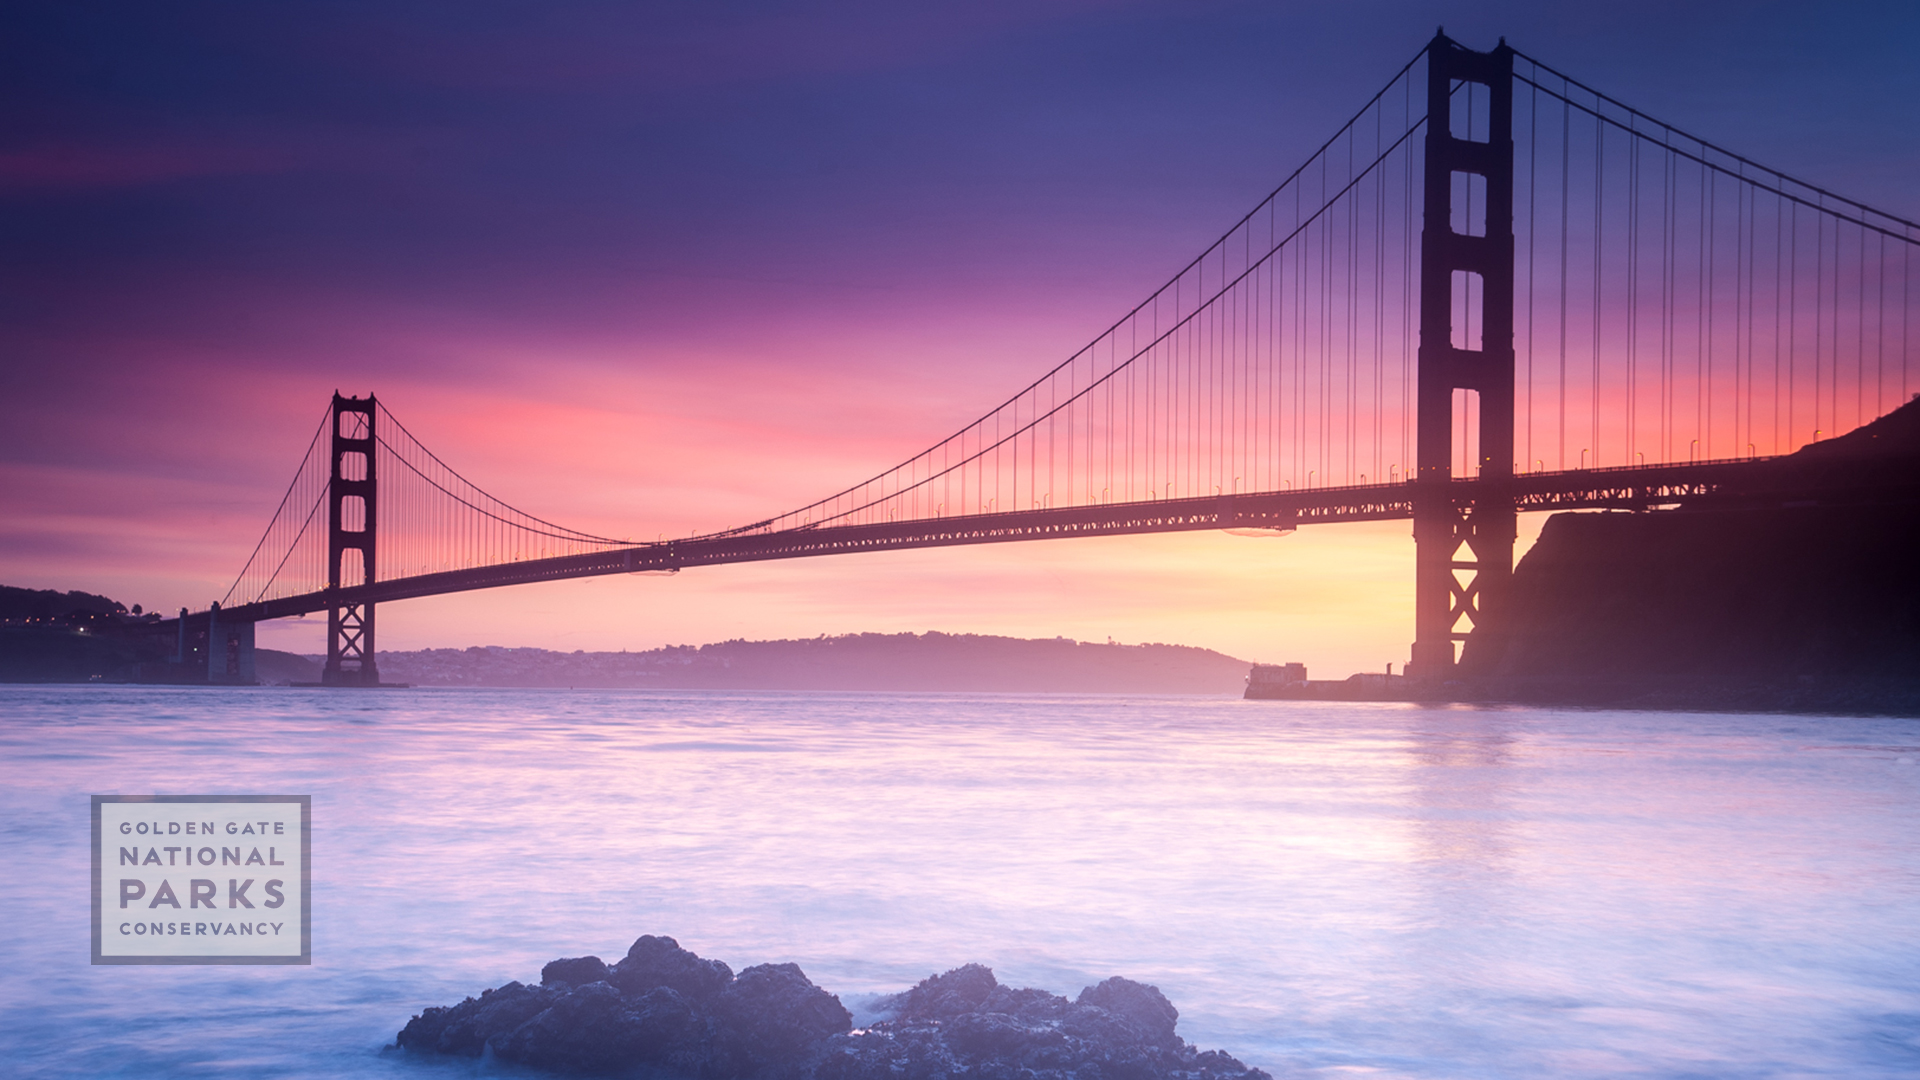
<box><xmin>172</xmin><ymin>32</ymin><xmax>1920</xmax><ymax>686</ymax></box>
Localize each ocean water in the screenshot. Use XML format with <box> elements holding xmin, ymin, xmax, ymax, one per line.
<box><xmin>1</xmin><ymin>685</ymin><xmax>1916</xmax><ymax>1078</ymax></box>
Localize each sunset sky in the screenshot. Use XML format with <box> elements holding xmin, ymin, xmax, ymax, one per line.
<box><xmin>4</xmin><ymin>1</ymin><xmax>1916</xmax><ymax>673</ymax></box>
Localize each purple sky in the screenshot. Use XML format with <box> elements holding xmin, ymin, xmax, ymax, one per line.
<box><xmin>4</xmin><ymin>0</ymin><xmax>1916</xmax><ymax>669</ymax></box>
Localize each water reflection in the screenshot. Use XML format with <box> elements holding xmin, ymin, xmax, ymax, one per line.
<box><xmin>1405</xmin><ymin>708</ymin><xmax>1518</xmax><ymax>876</ymax></box>
<box><xmin>0</xmin><ymin>689</ymin><xmax>1915</xmax><ymax>1079</ymax></box>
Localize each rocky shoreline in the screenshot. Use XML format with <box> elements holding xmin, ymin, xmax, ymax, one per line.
<box><xmin>394</xmin><ymin>935</ymin><xmax>1271</xmax><ymax>1080</ymax></box>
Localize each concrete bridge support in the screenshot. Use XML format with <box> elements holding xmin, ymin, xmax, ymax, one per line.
<box><xmin>203</xmin><ymin>602</ymin><xmax>257</xmax><ymax>684</ymax></box>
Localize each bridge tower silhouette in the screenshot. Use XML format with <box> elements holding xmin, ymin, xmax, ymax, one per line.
<box><xmin>324</xmin><ymin>393</ymin><xmax>380</xmax><ymax>686</ymax></box>
<box><xmin>1413</xmin><ymin>32</ymin><xmax>1517</xmax><ymax>677</ymax></box>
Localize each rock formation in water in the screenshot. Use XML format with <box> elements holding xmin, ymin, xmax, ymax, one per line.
<box><xmin>394</xmin><ymin>935</ymin><xmax>1271</xmax><ymax>1080</ymax></box>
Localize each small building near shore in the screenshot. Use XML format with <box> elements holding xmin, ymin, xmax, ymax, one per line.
<box><xmin>1246</xmin><ymin>663</ymin><xmax>1307</xmax><ymax>697</ymax></box>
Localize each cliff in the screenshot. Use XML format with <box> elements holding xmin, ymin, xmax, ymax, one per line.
<box><xmin>0</xmin><ymin>586</ymin><xmax>171</xmax><ymax>682</ymax></box>
<box><xmin>1460</xmin><ymin>398</ymin><xmax>1920</xmax><ymax>713</ymax></box>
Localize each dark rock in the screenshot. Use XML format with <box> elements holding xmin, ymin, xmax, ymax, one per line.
<box><xmin>1062</xmin><ymin>1001</ymin><xmax>1152</xmax><ymax>1049</ymax></box>
<box><xmin>1192</xmin><ymin>1049</ymin><xmax>1267</xmax><ymax>1080</ymax></box>
<box><xmin>392</xmin><ymin>1004</ymin><xmax>453</xmax><ymax>1054</ymax></box>
<box><xmin>610</xmin><ymin>934</ymin><xmax>734</xmax><ymax>1000</ymax></box>
<box><xmin>712</xmin><ymin>962</ymin><xmax>853</xmax><ymax>1074</ymax></box>
<box><xmin>494</xmin><ymin>981</ymin><xmax>641</xmax><ymax>1074</ymax></box>
<box><xmin>980</xmin><ymin>984</ymin><xmax>1072</xmax><ymax>1023</ymax></box>
<box><xmin>890</xmin><ymin>961</ymin><xmax>999</xmax><ymax>1019</ymax></box>
<box><xmin>1078</xmin><ymin>977</ymin><xmax>1180</xmax><ymax>1047</ymax></box>
<box><xmin>818</xmin><ymin>966</ymin><xmax>1270</xmax><ymax>1080</ymax></box>
<box><xmin>543</xmin><ymin>955</ymin><xmax>611</xmax><ymax>989</ymax></box>
<box><xmin>626</xmin><ymin>987</ymin><xmax>717</xmax><ymax>1075</ymax></box>
<box><xmin>944</xmin><ymin>1009</ymin><xmax>1070</xmax><ymax>1060</ymax></box>
<box><xmin>808</xmin><ymin>1026</ymin><xmax>960</xmax><ymax>1080</ymax></box>
<box><xmin>397</xmin><ymin>980</ymin><xmax>557</xmax><ymax>1056</ymax></box>
<box><xmin>494</xmin><ymin>982</ymin><xmax>712</xmax><ymax>1076</ymax></box>
<box><xmin>394</xmin><ymin>943</ymin><xmax>1268</xmax><ymax>1080</ymax></box>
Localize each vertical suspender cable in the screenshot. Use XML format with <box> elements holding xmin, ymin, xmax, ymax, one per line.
<box><xmin>1781</xmin><ymin>203</ymin><xmax>1797</xmax><ymax>443</ymax></box>
<box><xmin>1593</xmin><ymin>110</ymin><xmax>1603</xmax><ymax>464</ymax></box>
<box><xmin>1851</xmin><ymin>220</ymin><xmax>1861</xmax><ymax>430</ymax></box>
<box><xmin>1526</xmin><ymin>78</ymin><xmax>1536</xmax><ymax>473</ymax></box>
<box><xmin>1627</xmin><ymin>134</ymin><xmax>1639</xmax><ymax>462</ymax></box>
<box><xmin>1701</xmin><ymin>157</ymin><xmax>1712</xmax><ymax>457</ymax></box>
<box><xmin>1814</xmin><ymin>214</ymin><xmax>1825</xmax><ymax>440</ymax></box>
<box><xmin>1871</xmin><ymin>229</ymin><xmax>1884</xmax><ymax>413</ymax></box>
<box><xmin>1743</xmin><ymin>184</ymin><xmax>1755</xmax><ymax>454</ymax></box>
<box><xmin>1559</xmin><ymin>85</ymin><xmax>1569</xmax><ymax>470</ymax></box>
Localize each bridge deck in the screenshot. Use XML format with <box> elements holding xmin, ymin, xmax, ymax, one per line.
<box><xmin>202</xmin><ymin>454</ymin><xmax>1917</xmax><ymax>626</ymax></box>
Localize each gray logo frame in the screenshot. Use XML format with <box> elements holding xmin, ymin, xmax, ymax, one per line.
<box><xmin>92</xmin><ymin>794</ymin><xmax>312</xmax><ymax>965</ymax></box>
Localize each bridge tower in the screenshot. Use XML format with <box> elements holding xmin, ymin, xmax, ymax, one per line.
<box><xmin>322</xmin><ymin>392</ymin><xmax>381</xmax><ymax>686</ymax></box>
<box><xmin>1408</xmin><ymin>32</ymin><xmax>1517</xmax><ymax>679</ymax></box>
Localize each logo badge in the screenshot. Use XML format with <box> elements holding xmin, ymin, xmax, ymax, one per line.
<box><xmin>92</xmin><ymin>795</ymin><xmax>310</xmax><ymax>965</ymax></box>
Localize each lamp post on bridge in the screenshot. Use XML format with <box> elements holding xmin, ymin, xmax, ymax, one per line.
<box><xmin>1408</xmin><ymin>31</ymin><xmax>1518</xmax><ymax>680</ymax></box>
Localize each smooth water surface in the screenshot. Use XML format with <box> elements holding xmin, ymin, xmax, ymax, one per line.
<box><xmin>1</xmin><ymin>686</ymin><xmax>1916</xmax><ymax>1078</ymax></box>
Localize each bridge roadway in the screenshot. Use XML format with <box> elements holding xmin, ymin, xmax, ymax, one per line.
<box><xmin>202</xmin><ymin>451</ymin><xmax>1918</xmax><ymax>626</ymax></box>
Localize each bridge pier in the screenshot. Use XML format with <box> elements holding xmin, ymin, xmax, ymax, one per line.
<box><xmin>322</xmin><ymin>392</ymin><xmax>383</xmax><ymax>686</ymax></box>
<box><xmin>324</xmin><ymin>600</ymin><xmax>379</xmax><ymax>686</ymax></box>
<box><xmin>1409</xmin><ymin>32</ymin><xmax>1518</xmax><ymax>679</ymax></box>
<box><xmin>203</xmin><ymin>602</ymin><xmax>257</xmax><ymax>684</ymax></box>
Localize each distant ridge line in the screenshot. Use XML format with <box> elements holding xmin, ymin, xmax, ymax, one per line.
<box><xmin>264</xmin><ymin>631</ymin><xmax>1257</xmax><ymax>694</ymax></box>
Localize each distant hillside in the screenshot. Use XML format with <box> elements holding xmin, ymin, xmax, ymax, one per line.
<box><xmin>0</xmin><ymin>582</ymin><xmax>1252</xmax><ymax>692</ymax></box>
<box><xmin>0</xmin><ymin>585</ymin><xmax>167</xmax><ymax>682</ymax></box>
<box><xmin>0</xmin><ymin>585</ymin><xmax>133</xmax><ymax>623</ymax></box>
<box><xmin>369</xmin><ymin>633</ymin><xmax>1252</xmax><ymax>694</ymax></box>
<box><xmin>256</xmin><ymin>649</ymin><xmax>322</xmax><ymax>685</ymax></box>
